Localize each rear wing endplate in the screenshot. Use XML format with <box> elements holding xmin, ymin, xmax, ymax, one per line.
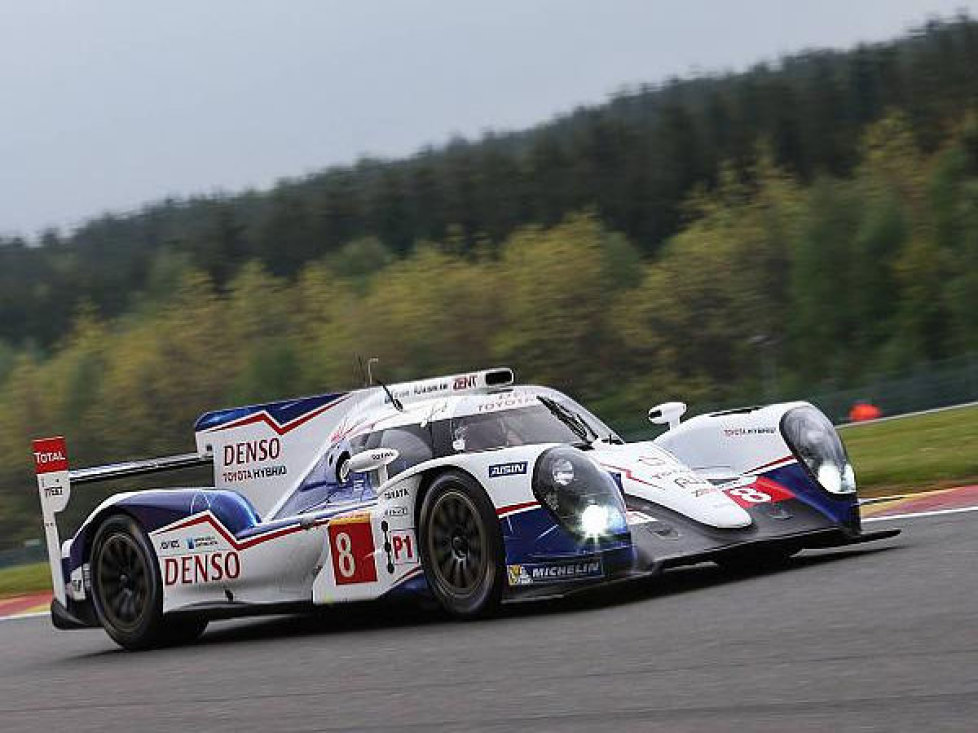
<box><xmin>32</xmin><ymin>436</ymin><xmax>212</xmax><ymax>605</ymax></box>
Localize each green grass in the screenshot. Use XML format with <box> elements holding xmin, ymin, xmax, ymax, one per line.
<box><xmin>0</xmin><ymin>562</ymin><xmax>51</xmax><ymax>599</ymax></box>
<box><xmin>841</xmin><ymin>404</ymin><xmax>978</xmax><ymax>496</ymax></box>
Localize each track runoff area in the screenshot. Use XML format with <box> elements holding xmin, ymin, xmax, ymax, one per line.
<box><xmin>1</xmin><ymin>481</ymin><xmax>975</xmax><ymax>623</ymax></box>
<box><xmin>0</xmin><ymin>491</ymin><xmax>976</xmax><ymax>731</ymax></box>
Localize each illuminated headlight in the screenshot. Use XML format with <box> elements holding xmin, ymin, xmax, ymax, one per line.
<box><xmin>781</xmin><ymin>406</ymin><xmax>857</xmax><ymax>495</ymax></box>
<box><xmin>581</xmin><ymin>504</ymin><xmax>610</xmax><ymax>537</ymax></box>
<box><xmin>817</xmin><ymin>463</ymin><xmax>841</xmax><ymax>493</ymax></box>
<box><xmin>532</xmin><ymin>447</ymin><xmax>627</xmax><ymax>538</ymax></box>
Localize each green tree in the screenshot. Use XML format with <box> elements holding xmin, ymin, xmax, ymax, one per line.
<box><xmin>493</xmin><ymin>215</ymin><xmax>623</xmax><ymax>396</ymax></box>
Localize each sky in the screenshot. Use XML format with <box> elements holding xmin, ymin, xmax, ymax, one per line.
<box><xmin>1</xmin><ymin>0</ymin><xmax>976</xmax><ymax>237</ymax></box>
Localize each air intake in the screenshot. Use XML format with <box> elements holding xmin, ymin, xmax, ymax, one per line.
<box><xmin>485</xmin><ymin>368</ymin><xmax>515</xmax><ymax>386</ymax></box>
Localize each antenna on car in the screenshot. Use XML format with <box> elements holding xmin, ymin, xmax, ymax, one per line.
<box><xmin>356</xmin><ymin>355</ymin><xmax>369</xmax><ymax>387</ymax></box>
<box><xmin>367</xmin><ymin>357</ymin><xmax>380</xmax><ymax>385</ymax></box>
<box><xmin>366</xmin><ymin>357</ymin><xmax>404</xmax><ymax>411</ymax></box>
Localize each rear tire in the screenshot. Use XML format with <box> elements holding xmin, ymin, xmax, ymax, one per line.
<box><xmin>91</xmin><ymin>514</ymin><xmax>209</xmax><ymax>649</ymax></box>
<box><xmin>91</xmin><ymin>514</ymin><xmax>165</xmax><ymax>650</ymax></box>
<box><xmin>419</xmin><ymin>471</ymin><xmax>504</xmax><ymax>617</ymax></box>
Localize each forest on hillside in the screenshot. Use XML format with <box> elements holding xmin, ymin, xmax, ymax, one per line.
<box><xmin>2</xmin><ymin>17</ymin><xmax>977</xmax><ymax>348</ymax></box>
<box><xmin>1</xmin><ymin>18</ymin><xmax>977</xmax><ymax>543</ymax></box>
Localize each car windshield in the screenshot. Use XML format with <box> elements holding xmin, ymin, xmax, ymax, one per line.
<box><xmin>450</xmin><ymin>398</ymin><xmax>616</xmax><ymax>452</ymax></box>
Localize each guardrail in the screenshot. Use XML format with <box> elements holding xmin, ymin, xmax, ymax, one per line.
<box><xmin>836</xmin><ymin>399</ymin><xmax>978</xmax><ymax>429</ymax></box>
<box><xmin>0</xmin><ymin>544</ymin><xmax>46</xmax><ymax>570</ymax></box>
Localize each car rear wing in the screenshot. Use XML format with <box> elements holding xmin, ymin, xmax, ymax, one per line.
<box><xmin>31</xmin><ymin>436</ymin><xmax>212</xmax><ymax>606</ymax></box>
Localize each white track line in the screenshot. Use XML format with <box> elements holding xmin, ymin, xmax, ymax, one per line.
<box><xmin>864</xmin><ymin>505</ymin><xmax>978</xmax><ymax>522</ymax></box>
<box><xmin>860</xmin><ymin>485</ymin><xmax>978</xmax><ymax>506</ymax></box>
<box><xmin>0</xmin><ymin>610</ymin><xmax>49</xmax><ymax>622</ymax></box>
<box><xmin>859</xmin><ymin>494</ymin><xmax>916</xmax><ymax>506</ymax></box>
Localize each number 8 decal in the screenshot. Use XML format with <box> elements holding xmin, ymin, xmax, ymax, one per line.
<box><xmin>334</xmin><ymin>532</ymin><xmax>356</xmax><ymax>578</ymax></box>
<box><xmin>329</xmin><ymin>517</ymin><xmax>377</xmax><ymax>585</ymax></box>
<box><xmin>729</xmin><ymin>486</ymin><xmax>772</xmax><ymax>503</ymax></box>
<box><xmin>724</xmin><ymin>477</ymin><xmax>795</xmax><ymax>508</ymax></box>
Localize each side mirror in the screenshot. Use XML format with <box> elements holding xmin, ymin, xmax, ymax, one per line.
<box><xmin>345</xmin><ymin>448</ymin><xmax>400</xmax><ymax>484</ymax></box>
<box><xmin>648</xmin><ymin>402</ymin><xmax>686</xmax><ymax>430</ymax></box>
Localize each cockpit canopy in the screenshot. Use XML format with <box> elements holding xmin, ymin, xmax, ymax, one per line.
<box><xmin>272</xmin><ymin>386</ymin><xmax>619</xmax><ymax>518</ymax></box>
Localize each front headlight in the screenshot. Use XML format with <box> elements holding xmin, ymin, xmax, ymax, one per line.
<box><xmin>532</xmin><ymin>447</ymin><xmax>627</xmax><ymax>537</ymax></box>
<box><xmin>780</xmin><ymin>406</ymin><xmax>856</xmax><ymax>495</ymax></box>
<box><xmin>580</xmin><ymin>504</ymin><xmax>611</xmax><ymax>536</ymax></box>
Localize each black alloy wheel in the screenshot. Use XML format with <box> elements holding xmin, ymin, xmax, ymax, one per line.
<box><xmin>91</xmin><ymin>514</ymin><xmax>168</xmax><ymax>649</ymax></box>
<box><xmin>97</xmin><ymin>532</ymin><xmax>149</xmax><ymax>630</ymax></box>
<box><xmin>419</xmin><ymin>471</ymin><xmax>504</xmax><ymax>617</ymax></box>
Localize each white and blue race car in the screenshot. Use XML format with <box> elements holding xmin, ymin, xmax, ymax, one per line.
<box><xmin>33</xmin><ymin>367</ymin><xmax>898</xmax><ymax>649</ymax></box>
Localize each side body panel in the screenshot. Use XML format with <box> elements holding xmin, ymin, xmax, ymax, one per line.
<box><xmin>151</xmin><ymin>511</ymin><xmax>327</xmax><ymax>611</ymax></box>
<box><xmin>67</xmin><ymin>444</ymin><xmax>578</xmax><ymax>614</ymax></box>
<box><xmin>194</xmin><ymin>391</ymin><xmax>359</xmax><ymax>516</ymax></box>
<box><xmin>653</xmin><ymin>401</ymin><xmax>858</xmax><ymax>527</ymax></box>
<box><xmin>653</xmin><ymin>403</ymin><xmax>804</xmax><ymax>479</ymax></box>
<box><xmin>589</xmin><ymin>442</ymin><xmax>752</xmax><ymax>528</ymax></box>
<box><xmin>312</xmin><ymin>445</ymin><xmax>633</xmax><ymax>600</ymax></box>
<box><xmin>192</xmin><ymin>369</ymin><xmax>517</xmax><ymax>518</ymax></box>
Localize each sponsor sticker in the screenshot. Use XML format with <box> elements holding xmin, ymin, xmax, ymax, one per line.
<box><xmin>32</xmin><ymin>437</ymin><xmax>68</xmax><ymax>474</ymax></box>
<box><xmin>393</xmin><ymin>380</ymin><xmax>452</xmax><ymax>400</ymax></box>
<box><xmin>187</xmin><ymin>534</ymin><xmax>219</xmax><ymax>550</ymax></box>
<box><xmin>722</xmin><ymin>476</ymin><xmax>794</xmax><ymax>507</ymax></box>
<box><xmin>637</xmin><ymin>454</ymin><xmax>667</xmax><ymax>467</ymax></box>
<box><xmin>328</xmin><ymin>516</ymin><xmax>378</xmax><ymax>585</ymax></box>
<box><xmin>391</xmin><ymin>531</ymin><xmax>415</xmax><ymax>564</ymax></box>
<box><xmin>223</xmin><ymin>438</ymin><xmax>281</xmax><ymax>466</ymax></box>
<box><xmin>164</xmin><ymin>551</ymin><xmax>241</xmax><ymax>585</ymax></box>
<box><xmin>220</xmin><ymin>438</ymin><xmax>288</xmax><ymax>483</ymax></box>
<box><xmin>506</xmin><ymin>559</ymin><xmax>603</xmax><ymax>586</ymax></box>
<box><xmin>380</xmin><ymin>521</ymin><xmax>418</xmax><ymax>574</ymax></box>
<box><xmin>453</xmin><ymin>374</ymin><xmax>478</xmax><ymax>390</ymax></box>
<box><xmin>723</xmin><ymin>426</ymin><xmax>777</xmax><ymax>437</ymax></box>
<box><xmin>674</xmin><ymin>475</ymin><xmax>717</xmax><ymax>496</ymax></box>
<box><xmin>475</xmin><ymin>393</ymin><xmax>537</xmax><ymax>413</ymax></box>
<box><xmin>222</xmin><ymin>465</ymin><xmax>288</xmax><ymax>483</ymax></box>
<box><xmin>507</xmin><ymin>565</ymin><xmax>526</xmax><ymax>586</ymax></box>
<box><xmin>488</xmin><ymin>461</ymin><xmax>527</xmax><ymax>478</ymax></box>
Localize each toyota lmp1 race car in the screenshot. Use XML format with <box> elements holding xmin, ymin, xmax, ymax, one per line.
<box><xmin>32</xmin><ymin>367</ymin><xmax>899</xmax><ymax>649</ymax></box>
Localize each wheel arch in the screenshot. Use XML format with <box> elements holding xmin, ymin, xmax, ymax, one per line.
<box><xmin>86</xmin><ymin>509</ymin><xmax>172</xmax><ymax>649</ymax></box>
<box><xmin>380</xmin><ymin>446</ymin><xmax>551</xmax><ymax>532</ymax></box>
<box><xmin>413</xmin><ymin>465</ymin><xmax>507</xmax><ymax>616</ymax></box>
<box><xmin>75</xmin><ymin>504</ymin><xmax>147</xmax><ymax>570</ymax></box>
<box><xmin>60</xmin><ymin>505</ymin><xmax>147</xmax><ymax>625</ymax></box>
<box><xmin>411</xmin><ymin>465</ymin><xmax>486</xmax><ymax>531</ymax></box>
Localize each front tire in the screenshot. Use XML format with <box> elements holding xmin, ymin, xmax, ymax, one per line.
<box><xmin>419</xmin><ymin>471</ymin><xmax>504</xmax><ymax>617</ymax></box>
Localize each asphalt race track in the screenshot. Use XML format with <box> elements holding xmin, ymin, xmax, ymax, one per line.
<box><xmin>2</xmin><ymin>512</ymin><xmax>976</xmax><ymax>732</ymax></box>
